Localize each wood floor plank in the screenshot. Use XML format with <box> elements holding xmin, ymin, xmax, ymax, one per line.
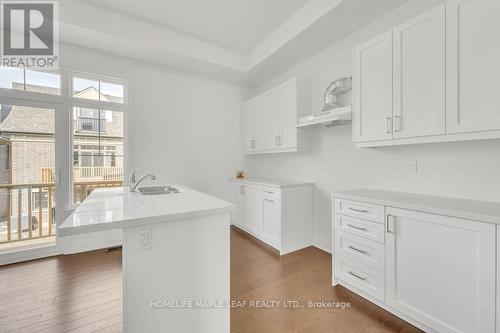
<box><xmin>0</xmin><ymin>227</ymin><xmax>422</xmax><ymax>332</ymax></box>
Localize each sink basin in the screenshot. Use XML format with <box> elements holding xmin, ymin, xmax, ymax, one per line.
<box><xmin>138</xmin><ymin>186</ymin><xmax>183</xmax><ymax>195</ymax></box>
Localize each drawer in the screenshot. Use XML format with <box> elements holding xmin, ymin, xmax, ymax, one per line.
<box><xmin>334</xmin><ymin>255</ymin><xmax>385</xmax><ymax>302</ymax></box>
<box><xmin>334</xmin><ymin>214</ymin><xmax>385</xmax><ymax>243</ymax></box>
<box><xmin>335</xmin><ymin>199</ymin><xmax>384</xmax><ymax>224</ymax></box>
<box><xmin>335</xmin><ymin>231</ymin><xmax>385</xmax><ymax>272</ymax></box>
<box><xmin>259</xmin><ymin>187</ymin><xmax>281</xmax><ymax>199</ymax></box>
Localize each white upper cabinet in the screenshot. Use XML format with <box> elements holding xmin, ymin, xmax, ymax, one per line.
<box><xmin>243</xmin><ymin>98</ymin><xmax>257</xmax><ymax>153</ymax></box>
<box><xmin>280</xmin><ymin>79</ymin><xmax>298</xmax><ymax>149</ymax></box>
<box><xmin>265</xmin><ymin>88</ymin><xmax>282</xmax><ymax>150</ymax></box>
<box><xmin>354</xmin><ymin>1</ymin><xmax>500</xmax><ymax>147</ymax></box>
<box><xmin>392</xmin><ymin>4</ymin><xmax>445</xmax><ymax>138</ymax></box>
<box><xmin>354</xmin><ymin>31</ymin><xmax>393</xmax><ymax>142</ymax></box>
<box><xmin>243</xmin><ymin>78</ymin><xmax>306</xmax><ymax>154</ymax></box>
<box><xmin>446</xmin><ymin>0</ymin><xmax>500</xmax><ymax>133</ymax></box>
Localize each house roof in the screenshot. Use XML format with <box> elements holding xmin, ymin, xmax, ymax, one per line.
<box><xmin>0</xmin><ymin>105</ymin><xmax>54</xmax><ymax>134</ymax></box>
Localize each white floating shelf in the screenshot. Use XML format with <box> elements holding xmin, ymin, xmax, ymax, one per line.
<box><xmin>296</xmin><ymin>105</ymin><xmax>352</xmax><ymax>129</ymax></box>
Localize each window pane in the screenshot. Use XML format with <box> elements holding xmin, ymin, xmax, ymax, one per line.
<box><xmin>72</xmin><ymin>107</ymin><xmax>124</xmax><ymax>204</ymax></box>
<box><xmin>100</xmin><ymin>82</ymin><xmax>124</xmax><ymax>103</ymax></box>
<box><xmin>72</xmin><ymin>76</ymin><xmax>124</xmax><ymax>104</ymax></box>
<box><xmin>25</xmin><ymin>70</ymin><xmax>61</xmax><ymax>95</ymax></box>
<box><xmin>0</xmin><ymin>104</ymin><xmax>55</xmax><ymax>243</ymax></box>
<box><xmin>0</xmin><ymin>67</ymin><xmax>24</xmax><ymax>90</ymax></box>
<box><xmin>73</xmin><ymin>77</ymin><xmax>99</xmax><ymax>100</ymax></box>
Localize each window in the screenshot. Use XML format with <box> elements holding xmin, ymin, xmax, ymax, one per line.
<box><xmin>0</xmin><ymin>67</ymin><xmax>60</xmax><ymax>95</ymax></box>
<box><xmin>0</xmin><ymin>70</ymin><xmax>127</xmax><ymax>247</ymax></box>
<box><xmin>32</xmin><ymin>191</ymin><xmax>49</xmax><ymax>210</ymax></box>
<box><xmin>72</xmin><ymin>76</ymin><xmax>124</xmax><ymax>104</ymax></box>
<box><xmin>72</xmin><ymin>107</ymin><xmax>124</xmax><ymax>204</ymax></box>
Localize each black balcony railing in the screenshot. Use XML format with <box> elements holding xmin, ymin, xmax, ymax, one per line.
<box><xmin>77</xmin><ymin>117</ymin><xmax>107</xmax><ymax>133</ymax></box>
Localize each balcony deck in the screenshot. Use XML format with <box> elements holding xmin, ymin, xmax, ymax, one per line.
<box><xmin>0</xmin><ymin>166</ymin><xmax>123</xmax><ymax>248</ymax></box>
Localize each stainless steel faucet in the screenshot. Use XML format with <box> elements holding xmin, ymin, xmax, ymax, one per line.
<box><xmin>129</xmin><ymin>168</ymin><xmax>157</xmax><ymax>192</ymax></box>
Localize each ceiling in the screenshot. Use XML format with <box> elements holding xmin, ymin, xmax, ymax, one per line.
<box><xmin>83</xmin><ymin>0</ymin><xmax>310</xmax><ymax>53</ymax></box>
<box><xmin>60</xmin><ymin>0</ymin><xmax>420</xmax><ymax>85</ymax></box>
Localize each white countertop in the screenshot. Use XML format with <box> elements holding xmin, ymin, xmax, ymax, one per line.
<box><xmin>59</xmin><ymin>186</ymin><xmax>236</xmax><ymax>236</ymax></box>
<box><xmin>229</xmin><ymin>177</ymin><xmax>312</xmax><ymax>189</ymax></box>
<box><xmin>333</xmin><ymin>189</ymin><xmax>500</xmax><ymax>224</ymax></box>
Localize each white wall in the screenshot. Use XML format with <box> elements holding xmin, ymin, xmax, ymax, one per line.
<box><xmin>247</xmin><ymin>0</ymin><xmax>500</xmax><ymax>252</ymax></box>
<box><xmin>60</xmin><ymin>44</ymin><xmax>250</xmax><ymax>201</ymax></box>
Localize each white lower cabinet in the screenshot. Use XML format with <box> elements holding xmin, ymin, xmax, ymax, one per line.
<box><xmin>333</xmin><ymin>190</ymin><xmax>498</xmax><ymax>333</ymax></box>
<box><xmin>229</xmin><ymin>178</ymin><xmax>312</xmax><ymax>255</ymax></box>
<box><xmin>260</xmin><ymin>195</ymin><xmax>281</xmax><ymax>249</ymax></box>
<box><xmin>386</xmin><ymin>207</ymin><xmax>495</xmax><ymax>333</ymax></box>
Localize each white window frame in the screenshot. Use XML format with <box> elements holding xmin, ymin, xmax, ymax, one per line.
<box><xmin>0</xmin><ymin>68</ymin><xmax>129</xmax><ymax>224</ymax></box>
<box><xmin>69</xmin><ymin>71</ymin><xmax>128</xmax><ymax>209</ymax></box>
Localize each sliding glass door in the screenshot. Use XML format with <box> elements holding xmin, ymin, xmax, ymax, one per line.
<box><xmin>0</xmin><ymin>99</ymin><xmax>61</xmax><ymax>252</ymax></box>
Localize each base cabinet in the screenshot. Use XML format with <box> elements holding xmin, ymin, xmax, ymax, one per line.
<box><xmin>333</xmin><ymin>192</ymin><xmax>498</xmax><ymax>333</ymax></box>
<box><xmin>229</xmin><ymin>179</ymin><xmax>312</xmax><ymax>255</ymax></box>
<box><xmin>386</xmin><ymin>208</ymin><xmax>495</xmax><ymax>333</ymax></box>
<box><xmin>260</xmin><ymin>195</ymin><xmax>281</xmax><ymax>249</ymax></box>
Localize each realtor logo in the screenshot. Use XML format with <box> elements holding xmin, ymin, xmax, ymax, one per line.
<box><xmin>1</xmin><ymin>1</ymin><xmax>59</xmax><ymax>68</ymax></box>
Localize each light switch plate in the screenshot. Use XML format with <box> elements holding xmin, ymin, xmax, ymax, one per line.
<box><xmin>138</xmin><ymin>228</ymin><xmax>152</xmax><ymax>250</ymax></box>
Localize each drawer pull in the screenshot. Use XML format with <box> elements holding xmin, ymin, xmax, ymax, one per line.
<box><xmin>348</xmin><ymin>271</ymin><xmax>367</xmax><ymax>281</ymax></box>
<box><xmin>264</xmin><ymin>191</ymin><xmax>275</xmax><ymax>194</ymax></box>
<box><xmin>265</xmin><ymin>199</ymin><xmax>274</xmax><ymax>203</ymax></box>
<box><xmin>349</xmin><ymin>207</ymin><xmax>370</xmax><ymax>214</ymax></box>
<box><xmin>347</xmin><ymin>224</ymin><xmax>368</xmax><ymax>231</ymax></box>
<box><xmin>348</xmin><ymin>245</ymin><xmax>368</xmax><ymax>254</ymax></box>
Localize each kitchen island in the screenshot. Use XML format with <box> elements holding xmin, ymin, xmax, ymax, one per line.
<box><xmin>60</xmin><ymin>186</ymin><xmax>235</xmax><ymax>333</ymax></box>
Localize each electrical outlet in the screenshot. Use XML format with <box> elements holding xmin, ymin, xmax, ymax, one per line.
<box><xmin>138</xmin><ymin>228</ymin><xmax>152</xmax><ymax>250</ymax></box>
<box><xmin>407</xmin><ymin>160</ymin><xmax>418</xmax><ymax>174</ymax></box>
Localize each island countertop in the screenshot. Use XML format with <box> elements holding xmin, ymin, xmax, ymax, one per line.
<box><xmin>59</xmin><ymin>186</ymin><xmax>236</xmax><ymax>236</ymax></box>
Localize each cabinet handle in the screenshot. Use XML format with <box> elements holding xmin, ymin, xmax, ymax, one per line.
<box><xmin>394</xmin><ymin>116</ymin><xmax>401</xmax><ymax>132</ymax></box>
<box><xmin>265</xmin><ymin>198</ymin><xmax>274</xmax><ymax>202</ymax></box>
<box><xmin>348</xmin><ymin>207</ymin><xmax>369</xmax><ymax>214</ymax></box>
<box><xmin>264</xmin><ymin>190</ymin><xmax>274</xmax><ymax>194</ymax></box>
<box><xmin>348</xmin><ymin>271</ymin><xmax>367</xmax><ymax>281</ymax></box>
<box><xmin>385</xmin><ymin>117</ymin><xmax>393</xmax><ymax>133</ymax></box>
<box><xmin>250</xmin><ymin>140</ymin><xmax>256</xmax><ymax>149</ymax></box>
<box><xmin>240</xmin><ymin>186</ymin><xmax>245</xmax><ymax>195</ymax></box>
<box><xmin>387</xmin><ymin>215</ymin><xmax>395</xmax><ymax>233</ymax></box>
<box><xmin>275</xmin><ymin>136</ymin><xmax>280</xmax><ymax>146</ymax></box>
<box><xmin>348</xmin><ymin>245</ymin><xmax>368</xmax><ymax>254</ymax></box>
<box><xmin>347</xmin><ymin>224</ymin><xmax>368</xmax><ymax>231</ymax></box>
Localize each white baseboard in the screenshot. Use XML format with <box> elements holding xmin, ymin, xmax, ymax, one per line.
<box><xmin>0</xmin><ymin>245</ymin><xmax>58</xmax><ymax>266</ymax></box>
<box><xmin>313</xmin><ymin>242</ymin><xmax>332</xmax><ymax>254</ymax></box>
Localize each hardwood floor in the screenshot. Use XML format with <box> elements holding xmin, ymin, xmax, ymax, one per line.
<box><xmin>0</xmin><ymin>228</ymin><xmax>422</xmax><ymax>333</ymax></box>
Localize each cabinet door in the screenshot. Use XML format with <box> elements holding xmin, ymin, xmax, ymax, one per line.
<box><xmin>446</xmin><ymin>0</ymin><xmax>500</xmax><ymax>133</ymax></box>
<box><xmin>386</xmin><ymin>207</ymin><xmax>495</xmax><ymax>333</ymax></box>
<box><xmin>254</xmin><ymin>96</ymin><xmax>268</xmax><ymax>152</ymax></box>
<box><xmin>243</xmin><ymin>99</ymin><xmax>256</xmax><ymax>153</ymax></box>
<box><xmin>265</xmin><ymin>88</ymin><xmax>282</xmax><ymax>150</ymax></box>
<box><xmin>260</xmin><ymin>196</ymin><xmax>281</xmax><ymax>249</ymax></box>
<box><xmin>243</xmin><ymin>186</ymin><xmax>261</xmax><ymax>235</ymax></box>
<box><xmin>229</xmin><ymin>182</ymin><xmax>245</xmax><ymax>226</ymax></box>
<box><xmin>280</xmin><ymin>79</ymin><xmax>297</xmax><ymax>149</ymax></box>
<box><xmin>354</xmin><ymin>31</ymin><xmax>394</xmax><ymax>142</ymax></box>
<box><xmin>393</xmin><ymin>5</ymin><xmax>445</xmax><ymax>138</ymax></box>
